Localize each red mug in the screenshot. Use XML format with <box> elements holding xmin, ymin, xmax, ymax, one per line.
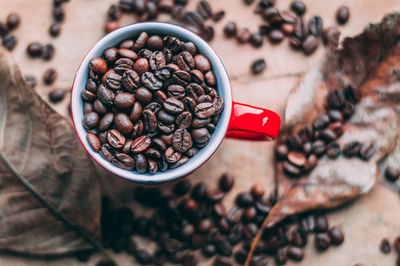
<box><xmin>71</xmin><ymin>22</ymin><xmax>281</xmax><ymax>183</ymax></box>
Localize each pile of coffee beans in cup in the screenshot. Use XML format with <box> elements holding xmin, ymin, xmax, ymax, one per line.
<box><xmin>77</xmin><ymin>173</ymin><xmax>344</xmax><ymax>266</ymax></box>
<box><xmin>81</xmin><ymin>32</ymin><xmax>224</xmax><ymax>174</ymax></box>
<box><xmin>275</xmin><ymin>85</ymin><xmax>376</xmax><ymax>178</ymax></box>
<box><xmin>0</xmin><ymin>12</ymin><xmax>20</xmax><ymax>51</ymax></box>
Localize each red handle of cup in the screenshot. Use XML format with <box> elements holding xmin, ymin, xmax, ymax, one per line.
<box><xmin>226</xmin><ymin>101</ymin><xmax>281</xmax><ymax>141</ymax></box>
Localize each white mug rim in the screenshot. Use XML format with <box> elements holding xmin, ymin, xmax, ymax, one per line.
<box><xmin>71</xmin><ymin>22</ymin><xmax>232</xmax><ymax>183</ymax></box>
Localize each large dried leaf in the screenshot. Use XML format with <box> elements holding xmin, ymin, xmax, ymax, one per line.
<box><xmin>0</xmin><ymin>47</ymin><xmax>102</xmax><ymax>255</ymax></box>
<box><xmin>266</xmin><ymin>12</ymin><xmax>400</xmax><ymax>228</ymax></box>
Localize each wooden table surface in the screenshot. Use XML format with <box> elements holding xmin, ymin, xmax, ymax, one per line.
<box><xmin>1</xmin><ymin>0</ymin><xmax>399</xmax><ymax>265</ymax></box>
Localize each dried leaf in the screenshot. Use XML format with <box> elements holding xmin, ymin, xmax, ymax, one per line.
<box><xmin>246</xmin><ymin>12</ymin><xmax>400</xmax><ymax>265</ymax></box>
<box><xmin>0</xmin><ymin>47</ymin><xmax>102</xmax><ymax>255</ymax></box>
<box><xmin>266</xmin><ymin>12</ymin><xmax>400</xmax><ymax>228</ymax></box>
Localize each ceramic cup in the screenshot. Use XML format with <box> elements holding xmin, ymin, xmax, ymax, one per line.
<box><xmin>71</xmin><ymin>22</ymin><xmax>281</xmax><ymax>184</ymax></box>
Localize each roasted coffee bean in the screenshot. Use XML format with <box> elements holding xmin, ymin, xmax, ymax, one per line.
<box><xmin>202</xmin><ymin>244</ymin><xmax>217</xmax><ymax>257</ymax></box>
<box><xmin>269</xmin><ymin>29</ymin><xmax>284</xmax><ymax>43</ymax></box>
<box><xmin>142</xmin><ymin>109</ymin><xmax>158</xmax><ymax>132</ymax></box>
<box><xmin>275</xmin><ymin>144</ymin><xmax>289</xmax><ymax>159</ymax></box>
<box><xmin>6</xmin><ymin>13</ymin><xmax>20</xmax><ymax>29</ymax></box>
<box><xmin>99</xmin><ymin>113</ymin><xmax>114</xmax><ymax>132</ymax></box>
<box><xmin>176</xmin><ymin>111</ymin><xmax>192</xmax><ymax>129</ymax></box>
<box><xmin>107</xmin><ymin>129</ymin><xmax>125</xmax><ymax>149</ymax></box>
<box><xmin>385</xmin><ymin>166</ymin><xmax>400</xmax><ymax>181</ymax></box>
<box><xmin>206</xmin><ymin>189</ymin><xmax>225</xmax><ymax>202</ymax></box>
<box><xmin>112</xmin><ymin>153</ymin><xmax>135</xmax><ymax>170</ymax></box>
<box><xmin>192</xmin><ymin>128</ymin><xmax>210</xmax><ymax>147</ymax></box>
<box><xmin>275</xmin><ymin>248</ymin><xmax>288</xmax><ymax>265</ymax></box>
<box><xmin>173</xmin><ymin>179</ymin><xmax>191</xmax><ymax>196</ymax></box>
<box><xmin>236</xmin><ymin>192</ymin><xmax>253</xmax><ymax>208</ymax></box>
<box><xmin>114</xmin><ymin>113</ymin><xmax>133</xmax><ymax>135</ymax></box>
<box><xmin>131</xmin><ymin>135</ymin><xmax>151</xmax><ymax>153</ymax></box>
<box><xmin>224</xmin><ymin>22</ymin><xmax>237</xmax><ymax>37</ymax></box>
<box><xmin>194</xmin><ymin>55</ymin><xmax>211</xmax><ymax>73</ymax></box>
<box><xmin>302</xmin><ymin>142</ymin><xmax>313</xmax><ymax>156</ymax></box>
<box><xmin>342</xmin><ymin>141</ymin><xmax>361</xmax><ymax>157</ymax></box>
<box><xmin>198</xmin><ymin>218</ymin><xmax>213</xmax><ymax>233</ymax></box>
<box><xmin>87</xmin><ymin>133</ymin><xmax>101</xmax><ymax>152</ymax></box>
<box><xmin>83</xmin><ymin>102</ymin><xmax>94</xmax><ymax>115</ymax></box>
<box><xmin>308</xmin><ymin>16</ymin><xmax>323</xmax><ymax>36</ymax></box>
<box><xmin>336</xmin><ymin>6</ymin><xmax>350</xmax><ymax>24</ymax></box>
<box><xmin>106</xmin><ymin>73</ymin><xmax>122</xmax><ymax>90</ymax></box>
<box><xmin>163</xmin><ymin>98</ymin><xmax>185</xmax><ymax>114</ymax></box>
<box><xmin>49</xmin><ymin>22</ymin><xmax>61</xmax><ymax>37</ymax></box>
<box><xmin>42</xmin><ymin>68</ymin><xmax>58</xmax><ymax>85</ymax></box>
<box><xmin>236</xmin><ymin>28</ymin><xmax>251</xmax><ymax>43</ymax></box>
<box><xmin>250</xmin><ymin>183</ymin><xmax>265</xmax><ymax>199</ymax></box>
<box><xmin>135</xmin><ymin>154</ymin><xmax>148</xmax><ymax>173</ymax></box>
<box><xmin>41</xmin><ymin>44</ymin><xmax>55</xmax><ymax>60</ymax></box>
<box><xmin>288</xmin><ymin>135</ymin><xmax>302</xmax><ymax>150</ymax></box>
<box><xmin>320</xmin><ymin>128</ymin><xmax>337</xmax><ymax>141</ymax></box>
<box><xmin>97</xmin><ymin>84</ymin><xmax>115</xmax><ymax>106</ymax></box>
<box><xmin>142</xmin><ymin>71</ymin><xmax>162</xmax><ymax>90</ymax></box>
<box><xmin>216</xmin><ymin>239</ymin><xmax>233</xmax><ymax>256</ymax></box>
<box><xmin>195</xmin><ymin>102</ymin><xmax>216</xmax><ymax>118</ymax></box>
<box><xmin>315</xmin><ymin>215</ymin><xmax>328</xmax><ymax>232</ymax></box>
<box><xmin>287</xmin><ymin>246</ymin><xmax>304</xmax><ymax>261</ymax></box>
<box><xmin>328</xmin><ymin>110</ymin><xmax>343</xmax><ymax>122</ymax></box>
<box><xmin>104</xmin><ymin>21</ymin><xmax>119</xmax><ymax>33</ymax></box>
<box><xmin>176</xmin><ymin>51</ymin><xmax>195</xmax><ymax>72</ymax></box>
<box><xmin>100</xmin><ymin>144</ymin><xmax>115</xmax><ymax>161</ymax></box>
<box><xmin>149</xmin><ymin>51</ymin><xmax>166</xmax><ymax>71</ymax></box>
<box><xmin>294</xmin><ymin>17</ymin><xmax>307</xmax><ymax>40</ymax></box>
<box><xmin>302</xmin><ymin>35</ymin><xmax>318</xmax><ymax>55</ymax></box>
<box><xmin>182</xmin><ymin>197</ymin><xmax>198</xmax><ymax>212</ymax></box>
<box><xmin>167</xmin><ymin>84</ymin><xmax>185</xmax><ymax>99</ymax></box>
<box><xmin>48</xmin><ymin>88</ymin><xmax>65</xmax><ymax>103</ymax></box>
<box><xmin>191</xmin><ymin>182</ymin><xmax>206</xmax><ymax>200</ymax></box>
<box><xmin>114</xmin><ymin>92</ymin><xmax>135</xmax><ymax>108</ymax></box>
<box><xmin>250</xmin><ymin>255</ymin><xmax>269</xmax><ymax>266</ymax></box>
<box><xmin>218</xmin><ymin>173</ymin><xmax>234</xmax><ymax>192</ymax></box>
<box><xmin>327</xmin><ymin>90</ymin><xmax>346</xmax><ymax>109</ymax></box>
<box><xmin>121</xmin><ymin>69</ymin><xmax>140</xmax><ymax>90</ymax></box>
<box><xmin>287</xmin><ymin>151</ymin><xmax>306</xmax><ymax>167</ymax></box>
<box><xmin>283</xmin><ymin>161</ymin><xmax>302</xmax><ymax>176</ymax></box>
<box><xmin>326</xmin><ymin>142</ymin><xmax>341</xmax><ymax>158</ymax></box>
<box><xmin>315</xmin><ymin>233</ymin><xmax>330</xmax><ymax>251</ymax></box>
<box><xmin>360</xmin><ymin>143</ymin><xmax>375</xmax><ymax>160</ymax></box>
<box><xmin>83</xmin><ymin>112</ymin><xmax>99</xmax><ymax>129</ymax></box>
<box><xmin>173</xmin><ymin>70</ymin><xmax>191</xmax><ymax>86</ymax></box>
<box><xmin>290</xmin><ymin>1</ymin><xmax>306</xmax><ymax>15</ymax></box>
<box><xmin>90</xmin><ymin>57</ymin><xmax>108</xmax><ymax>74</ymax></box>
<box><xmin>394</xmin><ymin>236</ymin><xmax>400</xmax><ymax>254</ymax></box>
<box><xmin>328</xmin><ymin>226</ymin><xmax>344</xmax><ymax>245</ymax></box>
<box><xmin>27</xmin><ymin>42</ymin><xmax>43</xmax><ymax>57</ymax></box>
<box><xmin>165</xmin><ymin>146</ymin><xmax>181</xmax><ymax>163</ymax></box>
<box><xmin>249</xmin><ymin>33</ymin><xmax>264</xmax><ymax>48</ymax></box>
<box><xmin>380</xmin><ymin>239</ymin><xmax>391</xmax><ymax>254</ymax></box>
<box><xmin>303</xmin><ymin>154</ymin><xmax>317</xmax><ymax>172</ymax></box>
<box><xmin>313</xmin><ymin>114</ymin><xmax>330</xmax><ymax>129</ymax></box>
<box><xmin>251</xmin><ymin>59</ymin><xmax>267</xmax><ymax>74</ymax></box>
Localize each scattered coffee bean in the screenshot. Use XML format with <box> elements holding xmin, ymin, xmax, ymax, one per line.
<box><xmin>385</xmin><ymin>166</ymin><xmax>400</xmax><ymax>182</ymax></box>
<box><xmin>43</xmin><ymin>68</ymin><xmax>58</xmax><ymax>85</ymax></box>
<box><xmin>336</xmin><ymin>6</ymin><xmax>350</xmax><ymax>24</ymax></box>
<box><xmin>290</xmin><ymin>1</ymin><xmax>306</xmax><ymax>16</ymax></box>
<box><xmin>380</xmin><ymin>239</ymin><xmax>391</xmax><ymax>254</ymax></box>
<box><xmin>315</xmin><ymin>233</ymin><xmax>330</xmax><ymax>251</ymax></box>
<box><xmin>6</xmin><ymin>13</ymin><xmax>20</xmax><ymax>30</ymax></box>
<box><xmin>42</xmin><ymin>44</ymin><xmax>55</xmax><ymax>60</ymax></box>
<box><xmin>2</xmin><ymin>33</ymin><xmax>17</xmax><ymax>51</ymax></box>
<box><xmin>48</xmin><ymin>88</ymin><xmax>65</xmax><ymax>103</ymax></box>
<box><xmin>287</xmin><ymin>246</ymin><xmax>304</xmax><ymax>261</ymax></box>
<box><xmin>328</xmin><ymin>226</ymin><xmax>344</xmax><ymax>245</ymax></box>
<box><xmin>27</xmin><ymin>42</ymin><xmax>43</xmax><ymax>57</ymax></box>
<box><xmin>251</xmin><ymin>58</ymin><xmax>267</xmax><ymax>74</ymax></box>
<box><xmin>49</xmin><ymin>22</ymin><xmax>61</xmax><ymax>37</ymax></box>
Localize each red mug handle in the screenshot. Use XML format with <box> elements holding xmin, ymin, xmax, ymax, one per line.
<box><xmin>226</xmin><ymin>101</ymin><xmax>281</xmax><ymax>141</ymax></box>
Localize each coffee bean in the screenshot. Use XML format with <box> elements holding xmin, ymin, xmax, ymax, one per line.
<box><xmin>342</xmin><ymin>141</ymin><xmax>361</xmax><ymax>157</ymax></box>
<box><xmin>250</xmin><ymin>183</ymin><xmax>265</xmax><ymax>198</ymax></box>
<box><xmin>163</xmin><ymin>98</ymin><xmax>185</xmax><ymax>114</ymax></box>
<box><xmin>328</xmin><ymin>226</ymin><xmax>344</xmax><ymax>245</ymax></box>
<box><xmin>380</xmin><ymin>239</ymin><xmax>391</xmax><ymax>254</ymax></box>
<box><xmin>49</xmin><ymin>22</ymin><xmax>61</xmax><ymax>37</ymax></box>
<box><xmin>83</xmin><ymin>112</ymin><xmax>99</xmax><ymax>129</ymax></box>
<box><xmin>27</xmin><ymin>42</ymin><xmax>43</xmax><ymax>57</ymax></box>
<box><xmin>87</xmin><ymin>133</ymin><xmax>101</xmax><ymax>152</ymax></box>
<box><xmin>236</xmin><ymin>28</ymin><xmax>251</xmax><ymax>43</ymax></box>
<box><xmin>251</xmin><ymin>59</ymin><xmax>267</xmax><ymax>74</ymax></box>
<box><xmin>40</xmin><ymin>44</ymin><xmax>55</xmax><ymax>61</ymax></box>
<box><xmin>326</xmin><ymin>142</ymin><xmax>341</xmax><ymax>158</ymax></box>
<box><xmin>2</xmin><ymin>33</ymin><xmax>17</xmax><ymax>51</ymax></box>
<box><xmin>336</xmin><ymin>6</ymin><xmax>350</xmax><ymax>24</ymax></box>
<box><xmin>191</xmin><ymin>128</ymin><xmax>210</xmax><ymax>147</ymax></box>
<box><xmin>216</xmin><ymin>239</ymin><xmax>233</xmax><ymax>256</ymax></box>
<box><xmin>48</xmin><ymin>88</ymin><xmax>65</xmax><ymax>103</ymax></box>
<box><xmin>283</xmin><ymin>161</ymin><xmax>301</xmax><ymax>176</ymax></box>
<box><xmin>114</xmin><ymin>92</ymin><xmax>135</xmax><ymax>108</ymax></box>
<box><xmin>206</xmin><ymin>188</ymin><xmax>225</xmax><ymax>202</ymax></box>
<box><xmin>224</xmin><ymin>22</ymin><xmax>237</xmax><ymax>37</ymax></box>
<box><xmin>394</xmin><ymin>236</ymin><xmax>400</xmax><ymax>254</ymax></box>
<box><xmin>218</xmin><ymin>173</ymin><xmax>234</xmax><ymax>192</ymax></box>
<box><xmin>269</xmin><ymin>29</ymin><xmax>284</xmax><ymax>43</ymax></box>
<box><xmin>42</xmin><ymin>68</ymin><xmax>58</xmax><ymax>85</ymax></box>
<box><xmin>165</xmin><ymin>146</ymin><xmax>182</xmax><ymax>163</ymax></box>
<box><xmin>385</xmin><ymin>166</ymin><xmax>400</xmax><ymax>182</ymax></box>
<box><xmin>90</xmin><ymin>57</ymin><xmax>108</xmax><ymax>74</ymax></box>
<box><xmin>195</xmin><ymin>102</ymin><xmax>216</xmax><ymax>118</ymax></box>
<box><xmin>112</xmin><ymin>153</ymin><xmax>135</xmax><ymax>170</ymax></box>
<box><xmin>131</xmin><ymin>135</ymin><xmax>151</xmax><ymax>153</ymax></box>
<box><xmin>6</xmin><ymin>13</ymin><xmax>20</xmax><ymax>29</ymax></box>
<box><xmin>290</xmin><ymin>1</ymin><xmax>306</xmax><ymax>16</ymax></box>
<box><xmin>107</xmin><ymin>129</ymin><xmax>125</xmax><ymax>149</ymax></box>
<box><xmin>236</xmin><ymin>192</ymin><xmax>253</xmax><ymax>208</ymax></box>
<box><xmin>315</xmin><ymin>233</ymin><xmax>330</xmax><ymax>251</ymax></box>
<box><xmin>302</xmin><ymin>35</ymin><xmax>318</xmax><ymax>55</ymax></box>
<box><xmin>202</xmin><ymin>244</ymin><xmax>217</xmax><ymax>257</ymax></box>
<box><xmin>315</xmin><ymin>215</ymin><xmax>328</xmax><ymax>232</ymax></box>
<box><xmin>287</xmin><ymin>246</ymin><xmax>304</xmax><ymax>261</ymax></box>
<box><xmin>182</xmin><ymin>197</ymin><xmax>198</xmax><ymax>212</ymax></box>
<box><xmin>359</xmin><ymin>143</ymin><xmax>375</xmax><ymax>160</ymax></box>
<box><xmin>275</xmin><ymin>144</ymin><xmax>289</xmax><ymax>159</ymax></box>
<box><xmin>287</xmin><ymin>151</ymin><xmax>306</xmax><ymax>167</ymax></box>
<box><xmin>194</xmin><ymin>54</ymin><xmax>211</xmax><ymax>73</ymax></box>
<box><xmin>114</xmin><ymin>113</ymin><xmax>133</xmax><ymax>135</ymax></box>
<box><xmin>308</xmin><ymin>16</ymin><xmax>323</xmax><ymax>37</ymax></box>
<box><xmin>275</xmin><ymin>248</ymin><xmax>288</xmax><ymax>265</ymax></box>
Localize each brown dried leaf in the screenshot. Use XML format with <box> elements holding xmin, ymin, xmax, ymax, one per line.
<box><xmin>266</xmin><ymin>12</ymin><xmax>400</xmax><ymax>228</ymax></box>
<box><xmin>0</xmin><ymin>47</ymin><xmax>102</xmax><ymax>255</ymax></box>
<box><xmin>267</xmin><ymin>13</ymin><xmax>400</xmax><ymax>227</ymax></box>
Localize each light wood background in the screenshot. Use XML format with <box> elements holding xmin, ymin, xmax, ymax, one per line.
<box><xmin>0</xmin><ymin>0</ymin><xmax>399</xmax><ymax>265</ymax></box>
